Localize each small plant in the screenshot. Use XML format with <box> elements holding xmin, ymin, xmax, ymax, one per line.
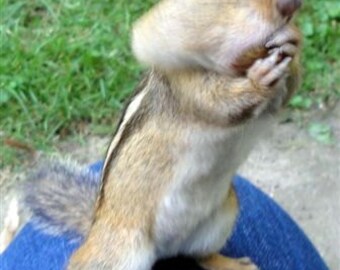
<box><xmin>308</xmin><ymin>122</ymin><xmax>334</xmax><ymax>145</ymax></box>
<box><xmin>290</xmin><ymin>0</ymin><xmax>340</xmax><ymax>109</ymax></box>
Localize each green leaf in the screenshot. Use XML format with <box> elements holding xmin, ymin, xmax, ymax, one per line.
<box><xmin>326</xmin><ymin>2</ymin><xmax>340</xmax><ymax>19</ymax></box>
<box><xmin>0</xmin><ymin>91</ymin><xmax>10</xmax><ymax>104</ymax></box>
<box><xmin>301</xmin><ymin>20</ymin><xmax>314</xmax><ymax>37</ymax></box>
<box><xmin>308</xmin><ymin>123</ymin><xmax>334</xmax><ymax>145</ymax></box>
<box><xmin>289</xmin><ymin>95</ymin><xmax>313</xmax><ymax>109</ymax></box>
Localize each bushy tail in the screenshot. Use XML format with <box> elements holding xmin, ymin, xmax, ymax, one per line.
<box><xmin>23</xmin><ymin>157</ymin><xmax>101</xmax><ymax>237</ymax></box>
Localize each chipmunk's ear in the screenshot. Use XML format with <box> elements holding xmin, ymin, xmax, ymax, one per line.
<box><xmin>276</xmin><ymin>0</ymin><xmax>302</xmax><ymax>17</ymax></box>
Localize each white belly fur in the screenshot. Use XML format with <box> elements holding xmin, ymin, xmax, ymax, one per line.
<box><xmin>154</xmin><ymin>116</ymin><xmax>274</xmax><ymax>258</ymax></box>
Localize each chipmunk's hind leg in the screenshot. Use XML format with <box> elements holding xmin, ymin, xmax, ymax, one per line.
<box><xmin>199</xmin><ymin>254</ymin><xmax>258</xmax><ymax>270</ymax></box>
<box><xmin>68</xmin><ymin>227</ymin><xmax>156</xmax><ymax>270</ymax></box>
<box><xmin>194</xmin><ymin>188</ymin><xmax>258</xmax><ymax>270</ymax></box>
<box><xmin>69</xmin><ymin>245</ymin><xmax>156</xmax><ymax>270</ymax></box>
<box><xmin>0</xmin><ymin>197</ymin><xmax>20</xmax><ymax>253</ymax></box>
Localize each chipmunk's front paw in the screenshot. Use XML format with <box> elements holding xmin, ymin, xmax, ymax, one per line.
<box><xmin>199</xmin><ymin>254</ymin><xmax>258</xmax><ymax>270</ymax></box>
<box><xmin>266</xmin><ymin>25</ymin><xmax>301</xmax><ymax>56</ymax></box>
<box><xmin>247</xmin><ymin>49</ymin><xmax>291</xmax><ymax>90</ymax></box>
<box><xmin>265</xmin><ymin>25</ymin><xmax>300</xmax><ymax>63</ymax></box>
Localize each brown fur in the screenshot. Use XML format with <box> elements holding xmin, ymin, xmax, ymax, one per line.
<box><xmin>70</xmin><ymin>0</ymin><xmax>302</xmax><ymax>268</ymax></box>
<box><xmin>24</xmin><ymin>158</ymin><xmax>100</xmax><ymax>236</ymax></box>
<box><xmin>17</xmin><ymin>1</ymin><xmax>302</xmax><ymax>269</ymax></box>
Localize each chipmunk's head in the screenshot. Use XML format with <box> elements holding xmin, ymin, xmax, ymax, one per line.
<box><xmin>218</xmin><ymin>0</ymin><xmax>302</xmax><ymax>74</ymax></box>
<box><xmin>191</xmin><ymin>0</ymin><xmax>303</xmax><ymax>73</ymax></box>
<box><xmin>251</xmin><ymin>0</ymin><xmax>302</xmax><ymax>24</ymax></box>
<box><xmin>218</xmin><ymin>0</ymin><xmax>302</xmax><ymax>36</ymax></box>
<box><xmin>276</xmin><ymin>0</ymin><xmax>302</xmax><ymax>18</ymax></box>
<box><xmin>132</xmin><ymin>0</ymin><xmax>302</xmax><ymax>73</ymax></box>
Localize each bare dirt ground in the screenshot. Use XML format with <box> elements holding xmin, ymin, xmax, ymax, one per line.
<box><xmin>240</xmin><ymin>103</ymin><xmax>340</xmax><ymax>269</ymax></box>
<box><xmin>1</xmin><ymin>104</ymin><xmax>339</xmax><ymax>269</ymax></box>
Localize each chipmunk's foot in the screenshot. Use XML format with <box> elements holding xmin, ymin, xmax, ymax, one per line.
<box><xmin>0</xmin><ymin>197</ymin><xmax>20</xmax><ymax>253</ymax></box>
<box><xmin>199</xmin><ymin>254</ymin><xmax>258</xmax><ymax>270</ymax></box>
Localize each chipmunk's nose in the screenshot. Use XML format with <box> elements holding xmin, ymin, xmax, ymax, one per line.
<box><xmin>277</xmin><ymin>0</ymin><xmax>302</xmax><ymax>17</ymax></box>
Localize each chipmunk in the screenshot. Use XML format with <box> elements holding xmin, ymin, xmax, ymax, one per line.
<box><xmin>5</xmin><ymin>0</ymin><xmax>302</xmax><ymax>269</ymax></box>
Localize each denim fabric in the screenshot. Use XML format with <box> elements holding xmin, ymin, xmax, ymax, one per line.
<box><xmin>221</xmin><ymin>178</ymin><xmax>329</xmax><ymax>270</ymax></box>
<box><xmin>0</xmin><ymin>161</ymin><xmax>329</xmax><ymax>270</ymax></box>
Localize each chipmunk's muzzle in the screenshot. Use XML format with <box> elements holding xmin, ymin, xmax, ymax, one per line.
<box><xmin>277</xmin><ymin>0</ymin><xmax>302</xmax><ymax>17</ymax></box>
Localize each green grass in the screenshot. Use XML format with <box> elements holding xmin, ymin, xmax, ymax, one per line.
<box><xmin>0</xmin><ymin>0</ymin><xmax>339</xmax><ymax>166</ymax></box>
<box><xmin>0</xmin><ymin>0</ymin><xmax>156</xmax><ymax>165</ymax></box>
